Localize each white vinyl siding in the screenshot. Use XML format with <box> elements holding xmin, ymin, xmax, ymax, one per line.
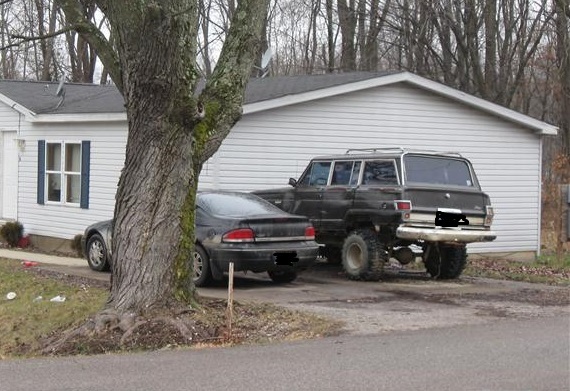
<box><xmin>199</xmin><ymin>84</ymin><xmax>542</xmax><ymax>254</ymax></box>
<box><xmin>0</xmin><ymin>81</ymin><xmax>545</xmax><ymax>255</ymax></box>
<box><xmin>17</xmin><ymin>122</ymin><xmax>126</xmax><ymax>238</ymax></box>
<box><xmin>0</xmin><ymin>105</ymin><xmax>23</xmax><ymax>221</ymax></box>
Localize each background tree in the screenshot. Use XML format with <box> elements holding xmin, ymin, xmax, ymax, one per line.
<box><xmin>554</xmin><ymin>0</ymin><xmax>569</xmax><ymax>153</ymax></box>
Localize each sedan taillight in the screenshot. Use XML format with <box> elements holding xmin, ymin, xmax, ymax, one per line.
<box><xmin>222</xmin><ymin>228</ymin><xmax>255</xmax><ymax>243</ymax></box>
<box><xmin>305</xmin><ymin>226</ymin><xmax>316</xmax><ymax>240</ymax></box>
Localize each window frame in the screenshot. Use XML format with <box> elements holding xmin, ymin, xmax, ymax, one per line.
<box><xmin>38</xmin><ymin>140</ymin><xmax>90</xmax><ymax>209</ymax></box>
<box><xmin>360</xmin><ymin>159</ymin><xmax>400</xmax><ymax>186</ymax></box>
<box><xmin>298</xmin><ymin>160</ymin><xmax>333</xmax><ymax>187</ymax></box>
<box><xmin>44</xmin><ymin>140</ymin><xmax>82</xmax><ymax>206</ymax></box>
<box><xmin>402</xmin><ymin>154</ymin><xmax>477</xmax><ymax>188</ymax></box>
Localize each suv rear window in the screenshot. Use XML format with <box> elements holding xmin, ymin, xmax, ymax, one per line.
<box><xmin>404</xmin><ymin>155</ymin><xmax>474</xmax><ymax>187</ymax></box>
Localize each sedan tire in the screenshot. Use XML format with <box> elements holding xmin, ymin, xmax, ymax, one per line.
<box><xmin>86</xmin><ymin>234</ymin><xmax>110</xmax><ymax>272</ymax></box>
<box><xmin>193</xmin><ymin>245</ymin><xmax>213</xmax><ymax>287</ymax></box>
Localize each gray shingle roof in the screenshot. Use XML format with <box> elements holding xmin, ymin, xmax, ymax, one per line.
<box><xmin>0</xmin><ymin>71</ymin><xmax>400</xmax><ymax>115</ymax></box>
<box><xmin>0</xmin><ymin>80</ymin><xmax>125</xmax><ymax>114</ymax></box>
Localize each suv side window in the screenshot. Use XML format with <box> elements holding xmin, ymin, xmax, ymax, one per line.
<box><xmin>332</xmin><ymin>161</ymin><xmax>351</xmax><ymax>185</ymax></box>
<box><xmin>362</xmin><ymin>160</ymin><xmax>399</xmax><ymax>185</ymax></box>
<box><xmin>331</xmin><ymin>161</ymin><xmax>362</xmax><ymax>186</ymax></box>
<box><xmin>299</xmin><ymin>161</ymin><xmax>332</xmax><ymax>187</ymax></box>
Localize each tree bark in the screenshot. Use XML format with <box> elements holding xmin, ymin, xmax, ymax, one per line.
<box><xmin>58</xmin><ymin>0</ymin><xmax>268</xmax><ymax>313</ymax></box>
<box><xmin>338</xmin><ymin>0</ymin><xmax>357</xmax><ymax>71</ymax></box>
<box><xmin>325</xmin><ymin>0</ymin><xmax>335</xmax><ymax>72</ymax></box>
<box><xmin>555</xmin><ymin>0</ymin><xmax>570</xmax><ymax>153</ymax></box>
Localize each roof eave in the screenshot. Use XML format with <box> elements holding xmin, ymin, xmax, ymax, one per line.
<box><xmin>243</xmin><ymin>71</ymin><xmax>558</xmax><ymax>136</ymax></box>
<box><xmin>403</xmin><ymin>73</ymin><xmax>559</xmax><ymax>136</ymax></box>
<box><xmin>243</xmin><ymin>71</ymin><xmax>407</xmax><ymax>115</ymax></box>
<box><xmin>0</xmin><ymin>94</ymin><xmax>36</xmax><ymax>118</ymax></box>
<box><xmin>27</xmin><ymin>113</ymin><xmax>127</xmax><ymax>123</ymax></box>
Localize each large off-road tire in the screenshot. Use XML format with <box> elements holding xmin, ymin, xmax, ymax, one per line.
<box><xmin>86</xmin><ymin>234</ymin><xmax>110</xmax><ymax>272</ymax></box>
<box><xmin>268</xmin><ymin>269</ymin><xmax>297</xmax><ymax>284</ymax></box>
<box><xmin>193</xmin><ymin>245</ymin><xmax>213</xmax><ymax>287</ymax></box>
<box><xmin>341</xmin><ymin>230</ymin><xmax>386</xmax><ymax>281</ymax></box>
<box><xmin>322</xmin><ymin>245</ymin><xmax>342</xmax><ymax>265</ymax></box>
<box><xmin>424</xmin><ymin>243</ymin><xmax>467</xmax><ymax>279</ymax></box>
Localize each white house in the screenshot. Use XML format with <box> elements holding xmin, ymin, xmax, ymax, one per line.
<box><xmin>0</xmin><ymin>71</ymin><xmax>558</xmax><ymax>258</ymax></box>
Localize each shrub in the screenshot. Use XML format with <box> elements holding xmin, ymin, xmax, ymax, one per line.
<box><xmin>71</xmin><ymin>234</ymin><xmax>84</xmax><ymax>257</ymax></box>
<box><xmin>0</xmin><ymin>222</ymin><xmax>24</xmax><ymax>247</ymax></box>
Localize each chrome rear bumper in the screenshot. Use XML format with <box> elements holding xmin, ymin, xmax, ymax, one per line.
<box><xmin>396</xmin><ymin>226</ymin><xmax>497</xmax><ymax>243</ymax></box>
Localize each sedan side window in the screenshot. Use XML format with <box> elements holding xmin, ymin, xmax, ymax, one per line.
<box><xmin>298</xmin><ymin>161</ymin><xmax>332</xmax><ymax>187</ymax></box>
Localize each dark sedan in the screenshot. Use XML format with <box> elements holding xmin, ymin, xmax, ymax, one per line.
<box><xmin>82</xmin><ymin>191</ymin><xmax>319</xmax><ymax>286</ymax></box>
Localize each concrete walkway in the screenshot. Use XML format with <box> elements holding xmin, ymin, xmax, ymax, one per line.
<box><xmin>0</xmin><ymin>248</ymin><xmax>85</xmax><ymax>267</ymax></box>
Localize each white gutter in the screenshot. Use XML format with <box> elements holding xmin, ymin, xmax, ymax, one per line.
<box><xmin>27</xmin><ymin>112</ymin><xmax>127</xmax><ymax>123</ymax></box>
<box><xmin>243</xmin><ymin>72</ymin><xmax>559</xmax><ymax>136</ymax></box>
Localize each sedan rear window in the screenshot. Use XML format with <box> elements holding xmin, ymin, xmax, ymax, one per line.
<box><xmin>404</xmin><ymin>155</ymin><xmax>474</xmax><ymax>187</ymax></box>
<box><xmin>198</xmin><ymin>192</ymin><xmax>281</xmax><ymax>217</ymax></box>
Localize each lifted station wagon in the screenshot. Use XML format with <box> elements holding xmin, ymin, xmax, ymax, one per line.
<box><xmin>254</xmin><ymin>148</ymin><xmax>497</xmax><ymax>281</ymax></box>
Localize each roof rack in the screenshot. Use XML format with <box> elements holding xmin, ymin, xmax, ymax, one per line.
<box><xmin>345</xmin><ymin>148</ymin><xmax>463</xmax><ymax>157</ymax></box>
<box><xmin>345</xmin><ymin>148</ymin><xmax>404</xmax><ymax>154</ymax></box>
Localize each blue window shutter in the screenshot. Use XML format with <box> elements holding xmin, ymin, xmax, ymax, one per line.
<box><xmin>80</xmin><ymin>141</ymin><xmax>90</xmax><ymax>209</ymax></box>
<box><xmin>37</xmin><ymin>140</ymin><xmax>45</xmax><ymax>205</ymax></box>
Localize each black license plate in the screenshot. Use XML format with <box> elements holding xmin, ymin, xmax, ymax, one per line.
<box><xmin>435</xmin><ymin>210</ymin><xmax>469</xmax><ymax>227</ymax></box>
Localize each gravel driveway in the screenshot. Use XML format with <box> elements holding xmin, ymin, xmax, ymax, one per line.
<box><xmin>37</xmin><ymin>259</ymin><xmax>570</xmax><ymax>335</ymax></box>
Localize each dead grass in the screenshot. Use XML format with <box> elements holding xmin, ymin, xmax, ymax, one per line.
<box><xmin>464</xmin><ymin>254</ymin><xmax>570</xmax><ymax>285</ymax></box>
<box><xmin>0</xmin><ymin>259</ymin><xmax>343</xmax><ymax>358</ymax></box>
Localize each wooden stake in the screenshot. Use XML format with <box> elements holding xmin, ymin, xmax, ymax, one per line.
<box><xmin>226</xmin><ymin>262</ymin><xmax>234</xmax><ymax>337</ymax></box>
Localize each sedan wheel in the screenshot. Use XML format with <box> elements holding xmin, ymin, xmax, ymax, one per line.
<box><xmin>193</xmin><ymin>245</ymin><xmax>213</xmax><ymax>287</ymax></box>
<box><xmin>86</xmin><ymin>234</ymin><xmax>110</xmax><ymax>272</ymax></box>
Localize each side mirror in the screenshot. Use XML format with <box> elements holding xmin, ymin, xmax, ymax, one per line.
<box><xmin>288</xmin><ymin>178</ymin><xmax>297</xmax><ymax>187</ymax></box>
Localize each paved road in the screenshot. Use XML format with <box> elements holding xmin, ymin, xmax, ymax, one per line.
<box><xmin>1</xmin><ymin>316</ymin><xmax>568</xmax><ymax>391</ymax></box>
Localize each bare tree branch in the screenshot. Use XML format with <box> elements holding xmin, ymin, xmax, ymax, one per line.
<box><xmin>3</xmin><ymin>26</ymin><xmax>73</xmax><ymax>49</ymax></box>
<box><xmin>56</xmin><ymin>0</ymin><xmax>121</xmax><ymax>91</ymax></box>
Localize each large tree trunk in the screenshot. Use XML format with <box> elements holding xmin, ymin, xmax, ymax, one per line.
<box><xmin>77</xmin><ymin>0</ymin><xmax>269</xmax><ymax>313</ymax></box>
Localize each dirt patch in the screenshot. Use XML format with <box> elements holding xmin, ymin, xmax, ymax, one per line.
<box><xmin>10</xmin><ymin>266</ymin><xmax>342</xmax><ymax>357</ymax></box>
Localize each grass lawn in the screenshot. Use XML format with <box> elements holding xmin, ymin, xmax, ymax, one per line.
<box><xmin>0</xmin><ymin>258</ymin><xmax>108</xmax><ymax>358</ymax></box>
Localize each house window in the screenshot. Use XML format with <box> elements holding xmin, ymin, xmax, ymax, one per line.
<box><xmin>38</xmin><ymin>140</ymin><xmax>90</xmax><ymax>208</ymax></box>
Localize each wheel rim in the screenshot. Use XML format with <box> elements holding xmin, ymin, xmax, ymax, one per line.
<box><xmin>345</xmin><ymin>242</ymin><xmax>364</xmax><ymax>270</ymax></box>
<box><xmin>193</xmin><ymin>251</ymin><xmax>203</xmax><ymax>279</ymax></box>
<box><xmin>89</xmin><ymin>240</ymin><xmax>104</xmax><ymax>267</ymax></box>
